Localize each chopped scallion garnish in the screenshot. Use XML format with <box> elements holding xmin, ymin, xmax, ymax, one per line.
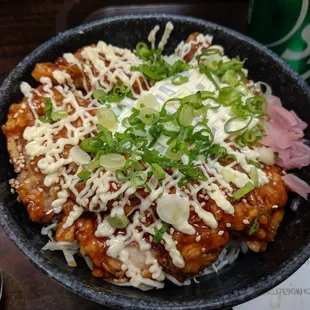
<box><xmin>232</xmin><ymin>181</ymin><xmax>254</xmax><ymax>200</ymax></box>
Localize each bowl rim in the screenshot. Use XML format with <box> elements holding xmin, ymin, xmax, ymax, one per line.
<box><xmin>1</xmin><ymin>13</ymin><xmax>310</xmax><ymax>310</ymax></box>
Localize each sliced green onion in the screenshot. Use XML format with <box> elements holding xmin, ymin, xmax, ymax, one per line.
<box><xmin>83</xmin><ymin>159</ymin><xmax>101</xmax><ymax>170</ymax></box>
<box><xmin>107</xmin><ymin>214</ymin><xmax>128</xmax><ymax>229</ymax></box>
<box><xmin>130</xmin><ymin>171</ymin><xmax>147</xmax><ymax>188</ymax></box>
<box><xmin>116</xmin><ymin>139</ymin><xmax>134</xmax><ymax>154</ymax></box>
<box><xmin>231</xmin><ymin>102</ymin><xmax>249</xmax><ymax>117</ymax></box>
<box><xmin>125</xmin><ymin>158</ymin><xmax>144</xmax><ymax>171</ymax></box>
<box><xmin>162</xmin><ymin>118</ymin><xmax>181</xmax><ymax>135</ymax></box>
<box><xmin>224</xmin><ymin>115</ymin><xmax>253</xmax><ymax>134</ymax></box>
<box><xmin>100</xmin><ymin>154</ymin><xmax>126</xmax><ymax>171</ymax></box>
<box><xmin>169</xmin><ymin>60</ymin><xmax>191</xmax><ymax>76</ymax></box>
<box><xmin>232</xmin><ymin>181</ymin><xmax>254</xmax><ymax>200</ymax></box>
<box><xmin>80</xmin><ymin>138</ymin><xmax>103</xmax><ymax>153</ymax></box>
<box><xmin>248</xmin><ymin>160</ymin><xmax>262</xmax><ymax>169</ymax></box>
<box><xmin>218</xmin><ymin>87</ymin><xmax>241</xmax><ymax>106</ymax></box>
<box><xmin>93</xmin><ymin>89</ymin><xmax>107</xmax><ymax>103</ymax></box>
<box><xmin>135</xmin><ymin>93</ymin><xmax>160</xmax><ymax>110</ymax></box>
<box><xmin>149</xmin><ymin>124</ymin><xmax>164</xmax><ymax>147</ymax></box>
<box><xmin>178</xmin><ymin>104</ymin><xmax>194</xmax><ymax>127</ymax></box>
<box><xmin>165</xmin><ymin>142</ymin><xmax>186</xmax><ymax>160</ymax></box>
<box><xmin>96</xmin><ymin>107</ymin><xmax>118</xmax><ymax>131</ymax></box>
<box><xmin>245</xmin><ymin>96</ymin><xmax>268</xmax><ymax>115</ymax></box>
<box><xmin>78</xmin><ymin>169</ymin><xmax>91</xmax><ymax>181</ymax></box>
<box><xmin>243</xmin><ymin>127</ymin><xmax>261</xmax><ymax>143</ymax></box>
<box><xmin>171</xmin><ymin>75</ymin><xmax>189</xmax><ymax>86</ymax></box>
<box><xmin>178</xmin><ymin>177</ymin><xmax>189</xmax><ymax>187</ymax></box>
<box><xmin>44</xmin><ymin>97</ymin><xmax>53</xmax><ymax>118</ymax></box>
<box><xmin>115</xmin><ymin>170</ymin><xmax>129</xmax><ymax>182</ymax></box>
<box><xmin>249</xmin><ymin>210</ymin><xmax>267</xmax><ymax>235</ymax></box>
<box><xmin>216</xmin><ymin>58</ymin><xmax>245</xmax><ymax>77</ymax></box>
<box><xmin>51</xmin><ymin>110</ymin><xmax>68</xmax><ymax>121</ymax></box>
<box><xmin>249</xmin><ymin>167</ymin><xmax>259</xmax><ymax>187</ymax></box>
<box><xmin>139</xmin><ymin>64</ymin><xmax>168</xmax><ymax>81</ymax></box>
<box><xmin>199</xmin><ymin>64</ymin><xmax>220</xmax><ymax>90</ymax></box>
<box><xmin>135</xmin><ymin>137</ymin><xmax>148</xmax><ymax>148</ymax></box>
<box><xmin>97</xmin><ymin>125</ymin><xmax>113</xmax><ymax>147</ymax></box>
<box><xmin>151</xmin><ymin>163</ymin><xmax>165</xmax><ymax>179</ymax></box>
<box><xmin>236</xmin><ymin>83</ymin><xmax>249</xmax><ymax>96</ymax></box>
<box><xmin>197</xmin><ymin>48</ymin><xmax>220</xmax><ymax>60</ymax></box>
<box><xmin>139</xmin><ymin>108</ymin><xmax>159</xmax><ymax>125</ymax></box>
<box><xmin>221</xmin><ymin>69</ymin><xmax>239</xmax><ymax>86</ymax></box>
<box><xmin>145</xmin><ymin>182</ymin><xmax>152</xmax><ymax>192</ymax></box>
<box><xmin>188</xmin><ymin>122</ymin><xmax>214</xmax><ymax>145</ymax></box>
<box><xmin>153</xmin><ymin>222</ymin><xmax>169</xmax><ymax>243</ymax></box>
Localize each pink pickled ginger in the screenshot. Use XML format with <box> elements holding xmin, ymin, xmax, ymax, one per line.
<box><xmin>261</xmin><ymin>96</ymin><xmax>310</xmax><ymax>170</ymax></box>
<box><xmin>282</xmin><ymin>174</ymin><xmax>310</xmax><ymax>200</ymax></box>
<box><xmin>261</xmin><ymin>96</ymin><xmax>310</xmax><ymax>200</ymax></box>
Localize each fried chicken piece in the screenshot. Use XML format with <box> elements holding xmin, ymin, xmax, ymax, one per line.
<box><xmin>32</xmin><ymin>46</ymin><xmax>148</xmax><ymax>95</ymax></box>
<box><xmin>230</xmin><ymin>166</ymin><xmax>287</xmax><ymax>252</ymax></box>
<box><xmin>2</xmin><ymin>99</ymin><xmax>56</xmax><ymax>222</ymax></box>
<box><xmin>2</xmin><ymin>86</ymin><xmax>90</xmax><ymax>222</ymax></box>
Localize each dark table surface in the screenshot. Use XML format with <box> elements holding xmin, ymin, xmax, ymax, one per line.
<box><xmin>0</xmin><ymin>0</ymin><xmax>249</xmax><ymax>309</ymax></box>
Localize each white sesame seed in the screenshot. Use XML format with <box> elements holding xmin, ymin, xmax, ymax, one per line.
<box><xmin>54</xmin><ymin>186</ymin><xmax>60</xmax><ymax>191</ymax></box>
<box><xmin>196</xmin><ymin>235</ymin><xmax>201</xmax><ymax>242</ymax></box>
<box><xmin>149</xmin><ymin>236</ymin><xmax>153</xmax><ymax>242</ymax></box>
<box><xmin>242</xmin><ymin>198</ymin><xmax>247</xmax><ymax>203</ymax></box>
<box><xmin>19</xmin><ymin>164</ymin><xmax>25</xmax><ymax>168</ymax></box>
<box><xmin>112</xmin><ymin>201</ymin><xmax>119</xmax><ymax>207</ymax></box>
<box><xmin>34</xmin><ymin>167</ymin><xmax>39</xmax><ymax>172</ymax></box>
<box><xmin>243</xmin><ymin>219</ymin><xmax>250</xmax><ymax>225</ymax></box>
<box><xmin>38</xmin><ymin>188</ymin><xmax>43</xmax><ymax>192</ymax></box>
<box><xmin>201</xmin><ymin>247</ymin><xmax>206</xmax><ymax>253</ymax></box>
<box><xmin>10</xmin><ymin>189</ymin><xmax>15</xmax><ymax>194</ymax></box>
<box><xmin>184</xmin><ymin>189</ymin><xmax>190</xmax><ymax>194</ymax></box>
<box><xmin>205</xmin><ymin>195</ymin><xmax>210</xmax><ymax>200</ymax></box>
<box><xmin>198</xmin><ymin>194</ymin><xmax>204</xmax><ymax>199</ymax></box>
<box><xmin>111</xmin><ymin>182</ymin><xmax>117</xmax><ymax>190</ymax></box>
<box><xmin>170</xmin><ymin>228</ymin><xmax>174</xmax><ymax>235</ymax></box>
<box><xmin>273</xmin><ymin>182</ymin><xmax>277</xmax><ymax>186</ymax></box>
<box><xmin>218</xmin><ymin>230</ymin><xmax>225</xmax><ymax>236</ymax></box>
<box><xmin>174</xmin><ymin>240</ymin><xmax>178</xmax><ymax>245</ymax></box>
<box><xmin>200</xmin><ymin>202</ymin><xmax>206</xmax><ymax>207</ymax></box>
<box><xmin>226</xmin><ymin>223</ymin><xmax>231</xmax><ymax>228</ymax></box>
<box><xmin>272</xmin><ymin>205</ymin><xmax>278</xmax><ymax>209</ymax></box>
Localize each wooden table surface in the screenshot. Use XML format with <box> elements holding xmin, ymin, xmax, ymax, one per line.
<box><xmin>0</xmin><ymin>0</ymin><xmax>249</xmax><ymax>309</ymax></box>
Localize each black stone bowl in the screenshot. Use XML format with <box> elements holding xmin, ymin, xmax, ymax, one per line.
<box><xmin>0</xmin><ymin>14</ymin><xmax>310</xmax><ymax>310</ymax></box>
